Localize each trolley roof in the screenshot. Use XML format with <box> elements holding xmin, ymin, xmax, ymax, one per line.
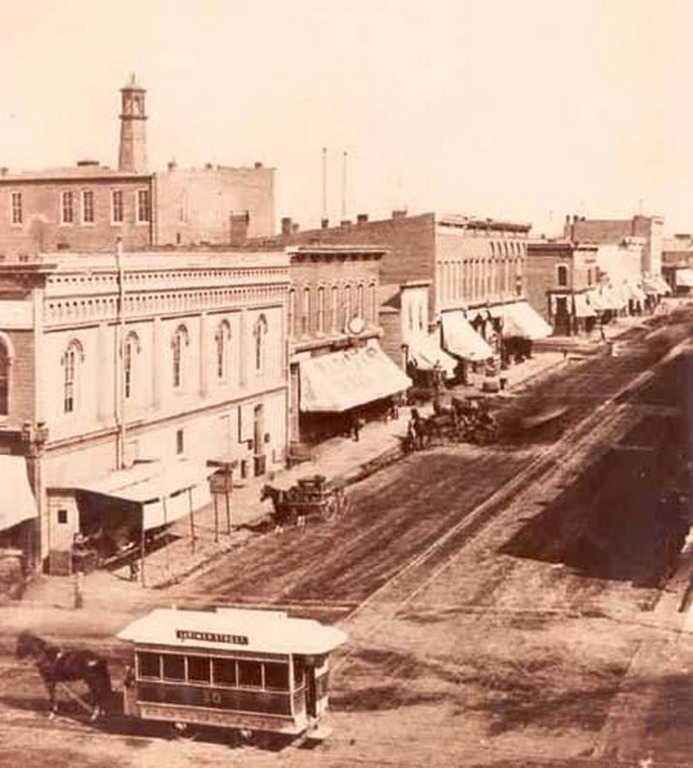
<box><xmin>117</xmin><ymin>608</ymin><xmax>348</xmax><ymax>656</ymax></box>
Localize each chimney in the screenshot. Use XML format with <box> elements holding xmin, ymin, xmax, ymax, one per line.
<box><xmin>118</xmin><ymin>74</ymin><xmax>147</xmax><ymax>173</ymax></box>
<box><xmin>167</xmin><ymin>160</ymin><xmax>177</xmax><ymax>171</ymax></box>
<box><xmin>254</xmin><ymin>161</ymin><xmax>263</xmax><ymax>168</ymax></box>
<box><xmin>0</xmin><ymin>167</ymin><xmax>8</xmax><ymax>176</ymax></box>
<box><xmin>291</xmin><ymin>223</ymin><xmax>300</xmax><ymax>234</ymax></box>
<box><xmin>392</xmin><ymin>209</ymin><xmax>407</xmax><ymax>220</ymax></box>
<box><xmin>205</xmin><ymin>162</ymin><xmax>213</xmax><ymax>170</ymax></box>
<box><xmin>357</xmin><ymin>213</ymin><xmax>369</xmax><ymax>225</ymax></box>
<box><xmin>281</xmin><ymin>217</ymin><xmax>292</xmax><ymax>236</ymax></box>
<box><xmin>321</xmin><ymin>218</ymin><xmax>330</xmax><ymax>229</ymax></box>
<box><xmin>340</xmin><ymin>219</ymin><xmax>352</xmax><ymax>228</ymax></box>
<box><xmin>229</xmin><ymin>211</ymin><xmax>250</xmax><ymax>247</ymax></box>
<box><xmin>76</xmin><ymin>159</ymin><xmax>99</xmax><ymax>167</ymax></box>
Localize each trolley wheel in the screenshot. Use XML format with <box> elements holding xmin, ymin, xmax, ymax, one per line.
<box><xmin>171</xmin><ymin>721</ymin><xmax>198</xmax><ymax>741</ymax></box>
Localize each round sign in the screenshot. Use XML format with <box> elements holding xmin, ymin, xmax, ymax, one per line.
<box><xmin>347</xmin><ymin>316</ymin><xmax>365</xmax><ymax>335</ymax></box>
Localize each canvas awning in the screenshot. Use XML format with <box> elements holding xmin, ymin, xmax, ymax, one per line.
<box><xmin>76</xmin><ymin>460</ymin><xmax>215</xmax><ymax>530</ymax></box>
<box><xmin>573</xmin><ymin>293</ymin><xmax>596</xmax><ymax>318</ymax></box>
<box><xmin>299</xmin><ymin>342</ymin><xmax>411</xmax><ymax>413</ymax></box>
<box><xmin>587</xmin><ymin>287</ymin><xmax>624</xmax><ymax>312</ymax></box>
<box><xmin>624</xmin><ymin>282</ymin><xmax>647</xmax><ymax>303</ymax></box>
<box><xmin>642</xmin><ymin>274</ymin><xmax>672</xmax><ymax>295</ymax></box>
<box><xmin>497</xmin><ymin>302</ymin><xmax>552</xmax><ymax>340</ymax></box>
<box><xmin>675</xmin><ymin>269</ymin><xmax>693</xmax><ymax>289</ymax></box>
<box><xmin>407</xmin><ymin>333</ymin><xmax>457</xmax><ymax>377</ymax></box>
<box><xmin>441</xmin><ymin>311</ymin><xmax>494</xmax><ymax>360</ymax></box>
<box><xmin>0</xmin><ymin>456</ymin><xmax>37</xmax><ymax>531</ymax></box>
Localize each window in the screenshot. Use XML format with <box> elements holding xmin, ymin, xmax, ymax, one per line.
<box><xmin>557</xmin><ymin>265</ymin><xmax>568</xmax><ymax>287</ymax></box>
<box><xmin>215</xmin><ymin>320</ymin><xmax>231</xmax><ymax>379</ymax></box>
<box><xmin>357</xmin><ymin>283</ymin><xmax>365</xmax><ymax>318</ymax></box>
<box><xmin>138</xmin><ymin>652</ymin><xmax>161</xmax><ymax>679</ymax></box>
<box><xmin>62</xmin><ymin>339</ymin><xmax>83</xmax><ymax>413</ymax></box>
<box><xmin>137</xmin><ymin>189</ymin><xmax>151</xmax><ymax>223</ymax></box>
<box><xmin>317</xmin><ymin>286</ymin><xmax>325</xmax><ymax>333</ymax></box>
<box><xmin>369</xmin><ymin>283</ymin><xmax>376</xmax><ymax>323</ymax></box>
<box><xmin>112</xmin><ymin>190</ymin><xmax>124</xmax><ymax>223</ymax></box>
<box><xmin>61</xmin><ymin>191</ymin><xmax>74</xmax><ymax>224</ymax></box>
<box><xmin>587</xmin><ymin>268</ymin><xmax>593</xmax><ymax>286</ymax></box>
<box><xmin>57</xmin><ymin>509</ymin><xmax>68</xmax><ymax>525</ymax></box>
<box><xmin>213</xmin><ymin>658</ymin><xmax>237</xmax><ymax>687</ymax></box>
<box><xmin>253</xmin><ymin>315</ymin><xmax>268</xmax><ymax>373</ymax></box>
<box><xmin>287</xmin><ymin>288</ymin><xmax>296</xmax><ymax>338</ymax></box>
<box><xmin>187</xmin><ymin>656</ymin><xmax>211</xmax><ymax>684</ymax></box>
<box><xmin>162</xmin><ymin>654</ymin><xmax>185</xmax><ymax>681</ymax></box>
<box><xmin>237</xmin><ymin>660</ymin><xmax>262</xmax><ymax>688</ymax></box>
<box><xmin>344</xmin><ymin>284</ymin><xmax>352</xmax><ymax>326</ymax></box>
<box><xmin>172</xmin><ymin>325</ymin><xmax>189</xmax><ymax>388</ymax></box>
<box><xmin>123</xmin><ymin>332</ymin><xmax>139</xmax><ymax>400</ymax></box>
<box><xmin>330</xmin><ymin>286</ymin><xmax>339</xmax><ymax>332</ymax></box>
<box><xmin>10</xmin><ymin>192</ymin><xmax>22</xmax><ymax>225</ymax></box>
<box><xmin>301</xmin><ymin>287</ymin><xmax>311</xmax><ymax>336</ymax></box>
<box><xmin>176</xmin><ymin>429</ymin><xmax>184</xmax><ymax>454</ymax></box>
<box><xmin>0</xmin><ymin>339</ymin><xmax>9</xmax><ymax>416</ymax></box>
<box><xmin>264</xmin><ymin>662</ymin><xmax>290</xmax><ymax>691</ymax></box>
<box><xmin>82</xmin><ymin>190</ymin><xmax>94</xmax><ymax>224</ymax></box>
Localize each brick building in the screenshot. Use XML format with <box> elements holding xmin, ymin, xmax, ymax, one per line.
<box><xmin>0</xmin><ymin>248</ymin><xmax>289</xmax><ymax>572</ymax></box>
<box><xmin>563</xmin><ymin>213</ymin><xmax>664</xmax><ymax>276</ymax></box>
<box><xmin>245</xmin><ymin>242</ymin><xmax>409</xmax><ymax>443</ymax></box>
<box><xmin>251</xmin><ymin>211</ymin><xmax>549</xmax><ymax>377</ymax></box>
<box><xmin>0</xmin><ymin>76</ymin><xmax>275</xmax><ymax>260</ymax></box>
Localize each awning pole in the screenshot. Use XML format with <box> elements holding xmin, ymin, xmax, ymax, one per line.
<box><xmin>225</xmin><ymin>472</ymin><xmax>232</xmax><ymax>535</ymax></box>
<box><xmin>213</xmin><ymin>493</ymin><xmax>219</xmax><ymax>543</ymax></box>
<box><xmin>162</xmin><ymin>496</ymin><xmax>169</xmax><ymax>575</ymax></box>
<box><xmin>140</xmin><ymin>521</ymin><xmax>145</xmax><ymax>587</ymax></box>
<box><xmin>188</xmin><ymin>487</ymin><xmax>195</xmax><ymax>554</ymax></box>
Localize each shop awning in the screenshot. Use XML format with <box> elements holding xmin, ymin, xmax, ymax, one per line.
<box><xmin>299</xmin><ymin>342</ymin><xmax>412</xmax><ymax>413</ymax></box>
<box><xmin>76</xmin><ymin>460</ymin><xmax>215</xmax><ymax>530</ymax></box>
<box><xmin>497</xmin><ymin>302</ymin><xmax>552</xmax><ymax>340</ymax></box>
<box><xmin>587</xmin><ymin>287</ymin><xmax>624</xmax><ymax>312</ymax></box>
<box><xmin>441</xmin><ymin>311</ymin><xmax>494</xmax><ymax>360</ymax></box>
<box><xmin>407</xmin><ymin>334</ymin><xmax>457</xmax><ymax>377</ymax></box>
<box><xmin>624</xmin><ymin>282</ymin><xmax>647</xmax><ymax>303</ymax></box>
<box><xmin>675</xmin><ymin>269</ymin><xmax>693</xmax><ymax>289</ymax></box>
<box><xmin>573</xmin><ymin>293</ymin><xmax>596</xmax><ymax>318</ymax></box>
<box><xmin>0</xmin><ymin>456</ymin><xmax>37</xmax><ymax>531</ymax></box>
<box><xmin>642</xmin><ymin>274</ymin><xmax>672</xmax><ymax>295</ymax></box>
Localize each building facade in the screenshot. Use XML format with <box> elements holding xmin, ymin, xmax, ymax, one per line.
<box><xmin>0</xmin><ymin>249</ymin><xmax>289</xmax><ymax>571</ymax></box>
<box><xmin>252</xmin><ymin>211</ymin><xmax>548</xmax><ymax>377</ymax></box>
<box><xmin>0</xmin><ymin>77</ymin><xmax>274</xmax><ymax>260</ymax></box>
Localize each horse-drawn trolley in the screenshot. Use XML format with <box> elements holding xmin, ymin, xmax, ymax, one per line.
<box><xmin>117</xmin><ymin>607</ymin><xmax>347</xmax><ymax>740</ymax></box>
<box><xmin>261</xmin><ymin>474</ymin><xmax>350</xmax><ymax>527</ymax></box>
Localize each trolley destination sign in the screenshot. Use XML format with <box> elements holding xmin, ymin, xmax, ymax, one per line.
<box><xmin>175</xmin><ymin>629</ymin><xmax>250</xmax><ymax>646</ymax></box>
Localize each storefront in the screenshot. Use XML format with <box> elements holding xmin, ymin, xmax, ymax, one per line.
<box><xmin>0</xmin><ymin>456</ymin><xmax>37</xmax><ymax>587</ymax></box>
<box><xmin>298</xmin><ymin>341</ymin><xmax>412</xmax><ymax>442</ymax></box>
<box><xmin>441</xmin><ymin>310</ymin><xmax>494</xmax><ymax>381</ymax></box>
<box><xmin>405</xmin><ymin>332</ymin><xmax>457</xmax><ymax>388</ymax></box>
<box><xmin>490</xmin><ymin>301</ymin><xmax>551</xmax><ymax>363</ymax></box>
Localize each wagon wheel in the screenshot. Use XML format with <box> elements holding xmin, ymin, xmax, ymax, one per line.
<box><xmin>337</xmin><ymin>489</ymin><xmax>350</xmax><ymax>516</ymax></box>
<box><xmin>320</xmin><ymin>496</ymin><xmax>337</xmax><ymax>521</ymax></box>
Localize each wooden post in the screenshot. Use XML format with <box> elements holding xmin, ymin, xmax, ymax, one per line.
<box><xmin>188</xmin><ymin>487</ymin><xmax>196</xmax><ymax>554</ymax></box>
<box><xmin>163</xmin><ymin>496</ymin><xmax>170</xmax><ymax>574</ymax></box>
<box><xmin>213</xmin><ymin>493</ymin><xmax>219</xmax><ymax>543</ymax></box>
<box><xmin>225</xmin><ymin>472</ymin><xmax>232</xmax><ymax>534</ymax></box>
<box><xmin>140</xmin><ymin>520</ymin><xmax>146</xmax><ymax>587</ymax></box>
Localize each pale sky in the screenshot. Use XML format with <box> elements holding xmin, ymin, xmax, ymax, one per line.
<box><xmin>0</xmin><ymin>0</ymin><xmax>691</xmax><ymax>235</ymax></box>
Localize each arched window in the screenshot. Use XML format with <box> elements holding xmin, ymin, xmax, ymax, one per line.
<box><xmin>214</xmin><ymin>320</ymin><xmax>231</xmax><ymax>380</ymax></box>
<box><xmin>0</xmin><ymin>336</ymin><xmax>11</xmax><ymax>416</ymax></box>
<box><xmin>557</xmin><ymin>265</ymin><xmax>568</xmax><ymax>287</ymax></box>
<box><xmin>317</xmin><ymin>286</ymin><xmax>326</xmax><ymax>333</ymax></box>
<box><xmin>369</xmin><ymin>283</ymin><xmax>377</xmax><ymax>323</ymax></box>
<box><xmin>253</xmin><ymin>315</ymin><xmax>268</xmax><ymax>373</ymax></box>
<box><xmin>287</xmin><ymin>288</ymin><xmax>296</xmax><ymax>338</ymax></box>
<box><xmin>62</xmin><ymin>339</ymin><xmax>84</xmax><ymax>413</ymax></box>
<box><xmin>331</xmin><ymin>285</ymin><xmax>339</xmax><ymax>332</ymax></box>
<box><xmin>301</xmin><ymin>286</ymin><xmax>311</xmax><ymax>336</ymax></box>
<box><xmin>123</xmin><ymin>331</ymin><xmax>140</xmax><ymax>400</ymax></box>
<box><xmin>344</xmin><ymin>284</ymin><xmax>352</xmax><ymax>326</ymax></box>
<box><xmin>172</xmin><ymin>325</ymin><xmax>189</xmax><ymax>389</ymax></box>
<box><xmin>357</xmin><ymin>283</ymin><xmax>365</xmax><ymax>319</ymax></box>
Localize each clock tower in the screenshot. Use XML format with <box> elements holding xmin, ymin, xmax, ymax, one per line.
<box><xmin>118</xmin><ymin>74</ymin><xmax>148</xmax><ymax>173</ymax></box>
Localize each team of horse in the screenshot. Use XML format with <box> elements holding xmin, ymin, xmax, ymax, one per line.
<box><xmin>16</xmin><ymin>630</ymin><xmax>112</xmax><ymax>721</ymax></box>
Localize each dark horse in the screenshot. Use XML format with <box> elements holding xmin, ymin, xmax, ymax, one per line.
<box><xmin>260</xmin><ymin>484</ymin><xmax>302</xmax><ymax>528</ymax></box>
<box><xmin>16</xmin><ymin>630</ymin><xmax>112</xmax><ymax>720</ymax></box>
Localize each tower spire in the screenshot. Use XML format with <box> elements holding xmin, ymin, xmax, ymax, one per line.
<box><xmin>118</xmin><ymin>74</ymin><xmax>148</xmax><ymax>173</ymax></box>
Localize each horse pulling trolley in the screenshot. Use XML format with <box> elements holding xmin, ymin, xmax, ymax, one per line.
<box><xmin>117</xmin><ymin>607</ymin><xmax>347</xmax><ymax>741</ymax></box>
<box><xmin>261</xmin><ymin>474</ymin><xmax>350</xmax><ymax>528</ymax></box>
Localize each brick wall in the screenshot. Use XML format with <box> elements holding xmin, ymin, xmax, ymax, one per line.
<box><xmin>0</xmin><ymin>177</ymin><xmax>153</xmax><ymax>257</ymax></box>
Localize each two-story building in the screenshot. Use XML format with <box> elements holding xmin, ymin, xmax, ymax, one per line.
<box><xmin>0</xmin><ymin>248</ymin><xmax>289</xmax><ymax>573</ymax></box>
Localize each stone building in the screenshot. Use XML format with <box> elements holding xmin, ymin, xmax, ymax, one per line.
<box><xmin>253</xmin><ymin>211</ymin><xmax>549</xmax><ymax>377</ymax></box>
<box><xmin>0</xmin><ymin>76</ymin><xmax>274</xmax><ymax>260</ymax></box>
<box><xmin>0</xmin><ymin>248</ymin><xmax>289</xmax><ymax>572</ymax></box>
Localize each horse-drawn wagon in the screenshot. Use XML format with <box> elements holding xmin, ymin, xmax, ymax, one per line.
<box><xmin>406</xmin><ymin>395</ymin><xmax>500</xmax><ymax>449</ymax></box>
<box><xmin>261</xmin><ymin>474</ymin><xmax>350</xmax><ymax>528</ymax></box>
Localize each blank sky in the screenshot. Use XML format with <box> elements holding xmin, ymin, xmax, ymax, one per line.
<box><xmin>0</xmin><ymin>0</ymin><xmax>691</xmax><ymax>234</ymax></box>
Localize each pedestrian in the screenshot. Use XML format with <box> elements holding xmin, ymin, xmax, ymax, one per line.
<box><xmin>351</xmin><ymin>413</ymin><xmax>361</xmax><ymax>442</ymax></box>
<box><xmin>599</xmin><ymin>323</ymin><xmax>607</xmax><ymax>342</ymax></box>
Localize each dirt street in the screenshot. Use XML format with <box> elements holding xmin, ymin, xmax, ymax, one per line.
<box><xmin>1</xmin><ymin>309</ymin><xmax>692</xmax><ymax>767</ymax></box>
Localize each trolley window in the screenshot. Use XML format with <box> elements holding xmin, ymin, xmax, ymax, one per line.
<box><xmin>213</xmin><ymin>658</ymin><xmax>237</xmax><ymax>687</ymax></box>
<box><xmin>237</xmin><ymin>660</ymin><xmax>262</xmax><ymax>688</ymax></box>
<box><xmin>187</xmin><ymin>656</ymin><xmax>211</xmax><ymax>684</ymax></box>
<box><xmin>137</xmin><ymin>652</ymin><xmax>161</xmax><ymax>679</ymax></box>
<box><xmin>162</xmin><ymin>653</ymin><xmax>185</xmax><ymax>681</ymax></box>
<box><xmin>264</xmin><ymin>662</ymin><xmax>290</xmax><ymax>691</ymax></box>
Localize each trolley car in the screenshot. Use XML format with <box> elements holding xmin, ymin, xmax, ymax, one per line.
<box><xmin>117</xmin><ymin>607</ymin><xmax>347</xmax><ymax>740</ymax></box>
